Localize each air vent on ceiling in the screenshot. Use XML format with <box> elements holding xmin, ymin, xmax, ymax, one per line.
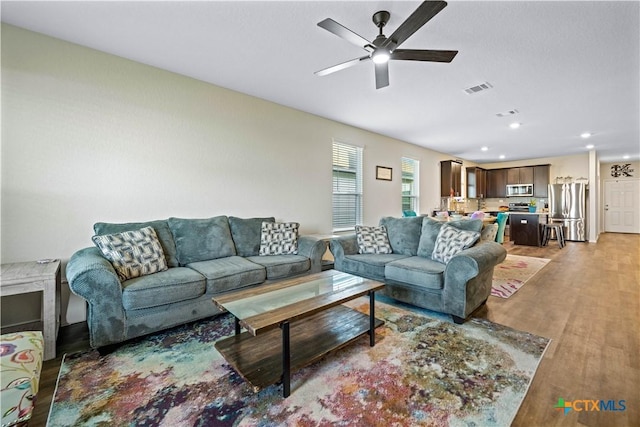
<box><xmin>464</xmin><ymin>81</ymin><xmax>493</xmax><ymax>95</ymax></box>
<box><xmin>496</xmin><ymin>109</ymin><xmax>519</xmax><ymax>117</ymax></box>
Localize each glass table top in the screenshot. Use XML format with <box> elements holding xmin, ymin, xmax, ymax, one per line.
<box><xmin>219</xmin><ymin>271</ymin><xmax>367</xmax><ymax>320</ymax></box>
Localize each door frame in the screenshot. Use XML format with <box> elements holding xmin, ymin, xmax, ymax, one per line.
<box><xmin>602</xmin><ymin>178</ymin><xmax>640</xmax><ymax>234</ymax></box>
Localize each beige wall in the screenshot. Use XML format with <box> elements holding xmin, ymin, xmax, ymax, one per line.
<box><xmin>1</xmin><ymin>24</ymin><xmax>451</xmax><ymax>325</ymax></box>
<box><xmin>600</xmin><ymin>161</ymin><xmax>639</xmax><ymax>181</ymax></box>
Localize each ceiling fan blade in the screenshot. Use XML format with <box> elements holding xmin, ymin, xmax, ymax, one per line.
<box><xmin>317</xmin><ymin>18</ymin><xmax>373</xmax><ymax>51</ymax></box>
<box><xmin>375</xmin><ymin>61</ymin><xmax>389</xmax><ymax>89</ymax></box>
<box><xmin>382</xmin><ymin>1</ymin><xmax>448</xmax><ymax>50</ymax></box>
<box><xmin>315</xmin><ymin>55</ymin><xmax>371</xmax><ymax>77</ymax></box>
<box><xmin>391</xmin><ymin>49</ymin><xmax>458</xmax><ymax>62</ymax></box>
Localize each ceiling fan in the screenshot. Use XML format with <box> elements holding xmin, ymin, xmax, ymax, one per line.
<box><xmin>315</xmin><ymin>1</ymin><xmax>458</xmax><ymax>89</ymax></box>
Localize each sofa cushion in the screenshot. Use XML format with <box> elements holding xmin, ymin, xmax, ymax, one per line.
<box><xmin>480</xmin><ymin>223</ymin><xmax>499</xmax><ymax>242</ymax></box>
<box><xmin>385</xmin><ymin>256</ymin><xmax>446</xmax><ymax>290</ymax></box>
<box><xmin>168</xmin><ymin>216</ymin><xmax>236</xmax><ymax>265</ymax></box>
<box><xmin>417</xmin><ymin>218</ymin><xmax>483</xmax><ymax>258</ymax></box>
<box><xmin>246</xmin><ymin>255</ymin><xmax>310</xmax><ymax>279</ymax></box>
<box><xmin>94</xmin><ymin>219</ymin><xmax>179</xmax><ymax>268</ymax></box>
<box><xmin>187</xmin><ymin>256</ymin><xmax>266</xmax><ymax>294</ymax></box>
<box><xmin>355</xmin><ymin>225</ymin><xmax>392</xmax><ymax>254</ymax></box>
<box><xmin>342</xmin><ymin>253</ymin><xmax>410</xmax><ymax>281</ymax></box>
<box><xmin>259</xmin><ymin>222</ymin><xmax>299</xmax><ymax>255</ymax></box>
<box><xmin>379</xmin><ymin>216</ymin><xmax>424</xmax><ymax>256</ymax></box>
<box><xmin>229</xmin><ymin>217</ymin><xmax>275</xmax><ymax>257</ymax></box>
<box><xmin>431</xmin><ymin>224</ymin><xmax>481</xmax><ymax>264</ymax></box>
<box><xmin>121</xmin><ymin>267</ymin><xmax>206</xmax><ymax>311</ymax></box>
<box><xmin>92</xmin><ymin>226</ymin><xmax>168</xmax><ymax>282</ymax></box>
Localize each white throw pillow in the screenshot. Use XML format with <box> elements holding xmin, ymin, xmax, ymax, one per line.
<box><xmin>431</xmin><ymin>223</ymin><xmax>480</xmax><ymax>263</ymax></box>
<box><xmin>356</xmin><ymin>225</ymin><xmax>393</xmax><ymax>254</ymax></box>
<box><xmin>92</xmin><ymin>226</ymin><xmax>168</xmax><ymax>281</ymax></box>
<box><xmin>259</xmin><ymin>222</ymin><xmax>299</xmax><ymax>255</ymax></box>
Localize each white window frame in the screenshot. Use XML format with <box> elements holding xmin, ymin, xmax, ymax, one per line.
<box><xmin>401</xmin><ymin>157</ymin><xmax>419</xmax><ymax>214</ymax></box>
<box><xmin>332</xmin><ymin>141</ymin><xmax>363</xmax><ymax>231</ymax></box>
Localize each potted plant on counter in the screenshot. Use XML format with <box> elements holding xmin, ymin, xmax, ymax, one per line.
<box><xmin>528</xmin><ymin>199</ymin><xmax>537</xmax><ymax>212</ymax></box>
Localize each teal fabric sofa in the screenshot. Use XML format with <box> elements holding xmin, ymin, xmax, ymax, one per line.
<box><xmin>67</xmin><ymin>216</ymin><xmax>326</xmax><ymax>349</ymax></box>
<box><xmin>330</xmin><ymin>217</ymin><xmax>507</xmax><ymax>323</ymax></box>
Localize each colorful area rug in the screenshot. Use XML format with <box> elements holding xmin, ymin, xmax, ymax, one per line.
<box><xmin>492</xmin><ymin>255</ymin><xmax>551</xmax><ymax>298</ymax></box>
<box><xmin>48</xmin><ymin>300</ymin><xmax>549</xmax><ymax>426</ymax></box>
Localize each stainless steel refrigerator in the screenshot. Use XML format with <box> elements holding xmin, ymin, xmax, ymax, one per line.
<box><xmin>548</xmin><ymin>183</ymin><xmax>587</xmax><ymax>241</ymax></box>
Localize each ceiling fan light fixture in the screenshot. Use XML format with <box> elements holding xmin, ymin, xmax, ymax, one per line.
<box><xmin>372</xmin><ymin>49</ymin><xmax>390</xmax><ymax>64</ymax></box>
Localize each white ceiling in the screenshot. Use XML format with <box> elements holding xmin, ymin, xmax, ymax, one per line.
<box><xmin>2</xmin><ymin>1</ymin><xmax>639</xmax><ymax>163</ymax></box>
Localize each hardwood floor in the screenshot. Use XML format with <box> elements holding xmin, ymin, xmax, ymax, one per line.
<box><xmin>29</xmin><ymin>232</ymin><xmax>639</xmax><ymax>426</ymax></box>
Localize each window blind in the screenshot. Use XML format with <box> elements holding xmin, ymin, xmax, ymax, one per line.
<box><xmin>333</xmin><ymin>142</ymin><xmax>363</xmax><ymax>230</ymax></box>
<box><xmin>401</xmin><ymin>157</ymin><xmax>419</xmax><ymax>213</ymax></box>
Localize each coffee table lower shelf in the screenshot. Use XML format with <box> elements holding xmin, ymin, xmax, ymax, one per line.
<box><xmin>215</xmin><ymin>304</ymin><xmax>384</xmax><ymax>392</ymax></box>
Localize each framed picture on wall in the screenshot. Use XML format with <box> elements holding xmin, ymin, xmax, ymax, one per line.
<box><xmin>376</xmin><ymin>166</ymin><xmax>392</xmax><ymax>181</ymax></box>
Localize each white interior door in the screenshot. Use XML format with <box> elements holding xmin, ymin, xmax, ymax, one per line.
<box><xmin>604</xmin><ymin>179</ymin><xmax>640</xmax><ymax>233</ymax></box>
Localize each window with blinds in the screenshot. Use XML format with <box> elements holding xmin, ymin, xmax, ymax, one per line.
<box><xmin>402</xmin><ymin>157</ymin><xmax>419</xmax><ymax>213</ymax></box>
<box><xmin>332</xmin><ymin>142</ymin><xmax>363</xmax><ymax>230</ymax></box>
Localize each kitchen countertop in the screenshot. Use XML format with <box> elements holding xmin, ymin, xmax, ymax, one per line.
<box><xmin>432</xmin><ymin>216</ymin><xmax>497</xmax><ymax>224</ymax></box>
<box><xmin>508</xmin><ymin>212</ymin><xmax>549</xmax><ymax>215</ymax></box>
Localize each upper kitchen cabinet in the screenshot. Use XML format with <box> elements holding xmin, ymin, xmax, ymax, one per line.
<box><xmin>486</xmin><ymin>169</ymin><xmax>507</xmax><ymax>198</ymax></box>
<box><xmin>440</xmin><ymin>160</ymin><xmax>462</xmax><ymax>197</ymax></box>
<box><xmin>507</xmin><ymin>166</ymin><xmax>534</xmax><ymax>185</ymax></box>
<box><xmin>533</xmin><ymin>165</ymin><xmax>551</xmax><ymax>198</ymax></box>
<box><xmin>466</xmin><ymin>167</ymin><xmax>487</xmax><ymax>199</ymax></box>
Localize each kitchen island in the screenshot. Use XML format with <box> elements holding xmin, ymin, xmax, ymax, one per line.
<box><xmin>509</xmin><ymin>212</ymin><xmax>549</xmax><ymax>246</ymax></box>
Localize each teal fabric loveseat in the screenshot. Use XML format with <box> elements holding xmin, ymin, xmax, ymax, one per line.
<box><xmin>330</xmin><ymin>216</ymin><xmax>507</xmax><ymax>323</ymax></box>
<box><xmin>67</xmin><ymin>216</ymin><xmax>325</xmax><ymax>349</ymax></box>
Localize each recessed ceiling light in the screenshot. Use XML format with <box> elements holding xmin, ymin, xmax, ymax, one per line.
<box><xmin>481</xmin><ymin>146</ymin><xmax>488</xmax><ymax>151</ymax></box>
<box><xmin>623</xmin><ymin>155</ymin><xmax>630</xmax><ymax>159</ymax></box>
<box><xmin>581</xmin><ymin>132</ymin><xmax>592</xmax><ymax>138</ymax></box>
<box><xmin>499</xmin><ymin>154</ymin><xmax>506</xmax><ymax>159</ymax></box>
<box><xmin>586</xmin><ymin>144</ymin><xmax>594</xmax><ymax>149</ymax></box>
<box><xmin>509</xmin><ymin>122</ymin><xmax>521</xmax><ymax>129</ymax></box>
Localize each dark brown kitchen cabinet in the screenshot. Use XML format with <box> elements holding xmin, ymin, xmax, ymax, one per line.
<box><xmin>486</xmin><ymin>169</ymin><xmax>507</xmax><ymax>198</ymax></box>
<box><xmin>466</xmin><ymin>167</ymin><xmax>487</xmax><ymax>199</ymax></box>
<box><xmin>533</xmin><ymin>165</ymin><xmax>550</xmax><ymax>198</ymax></box>
<box><xmin>507</xmin><ymin>167</ymin><xmax>534</xmax><ymax>185</ymax></box>
<box><xmin>440</xmin><ymin>160</ymin><xmax>462</xmax><ymax>197</ymax></box>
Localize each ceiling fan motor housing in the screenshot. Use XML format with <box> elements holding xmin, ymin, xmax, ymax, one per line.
<box><xmin>372</xmin><ymin>10</ymin><xmax>390</xmax><ymax>30</ymax></box>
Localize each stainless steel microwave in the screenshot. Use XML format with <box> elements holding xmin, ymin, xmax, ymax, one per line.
<box><xmin>506</xmin><ymin>184</ymin><xmax>534</xmax><ymax>197</ymax></box>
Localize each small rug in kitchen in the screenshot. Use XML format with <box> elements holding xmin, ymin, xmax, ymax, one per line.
<box><xmin>492</xmin><ymin>254</ymin><xmax>551</xmax><ymax>299</ymax></box>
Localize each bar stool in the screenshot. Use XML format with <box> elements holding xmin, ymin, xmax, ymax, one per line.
<box><xmin>541</xmin><ymin>223</ymin><xmax>565</xmax><ymax>248</ymax></box>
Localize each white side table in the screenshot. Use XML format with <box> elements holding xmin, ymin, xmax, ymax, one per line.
<box><xmin>1</xmin><ymin>260</ymin><xmax>61</xmax><ymax>360</ymax></box>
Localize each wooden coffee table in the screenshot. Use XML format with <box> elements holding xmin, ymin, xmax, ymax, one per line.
<box><xmin>212</xmin><ymin>270</ymin><xmax>384</xmax><ymax>397</ymax></box>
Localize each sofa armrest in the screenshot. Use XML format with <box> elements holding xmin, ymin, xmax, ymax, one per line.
<box><xmin>66</xmin><ymin>247</ymin><xmax>126</xmax><ymax>348</ymax></box>
<box><xmin>329</xmin><ymin>235</ymin><xmax>358</xmax><ymax>271</ymax></box>
<box><xmin>442</xmin><ymin>242</ymin><xmax>507</xmax><ymax>317</ymax></box>
<box><xmin>297</xmin><ymin>235</ymin><xmax>326</xmax><ymax>273</ymax></box>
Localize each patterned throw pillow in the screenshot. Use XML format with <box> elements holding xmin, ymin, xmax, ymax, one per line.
<box><xmin>259</xmin><ymin>222</ymin><xmax>299</xmax><ymax>255</ymax></box>
<box><xmin>431</xmin><ymin>223</ymin><xmax>480</xmax><ymax>264</ymax></box>
<box><xmin>356</xmin><ymin>225</ymin><xmax>393</xmax><ymax>254</ymax></box>
<box><xmin>92</xmin><ymin>226</ymin><xmax>168</xmax><ymax>281</ymax></box>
